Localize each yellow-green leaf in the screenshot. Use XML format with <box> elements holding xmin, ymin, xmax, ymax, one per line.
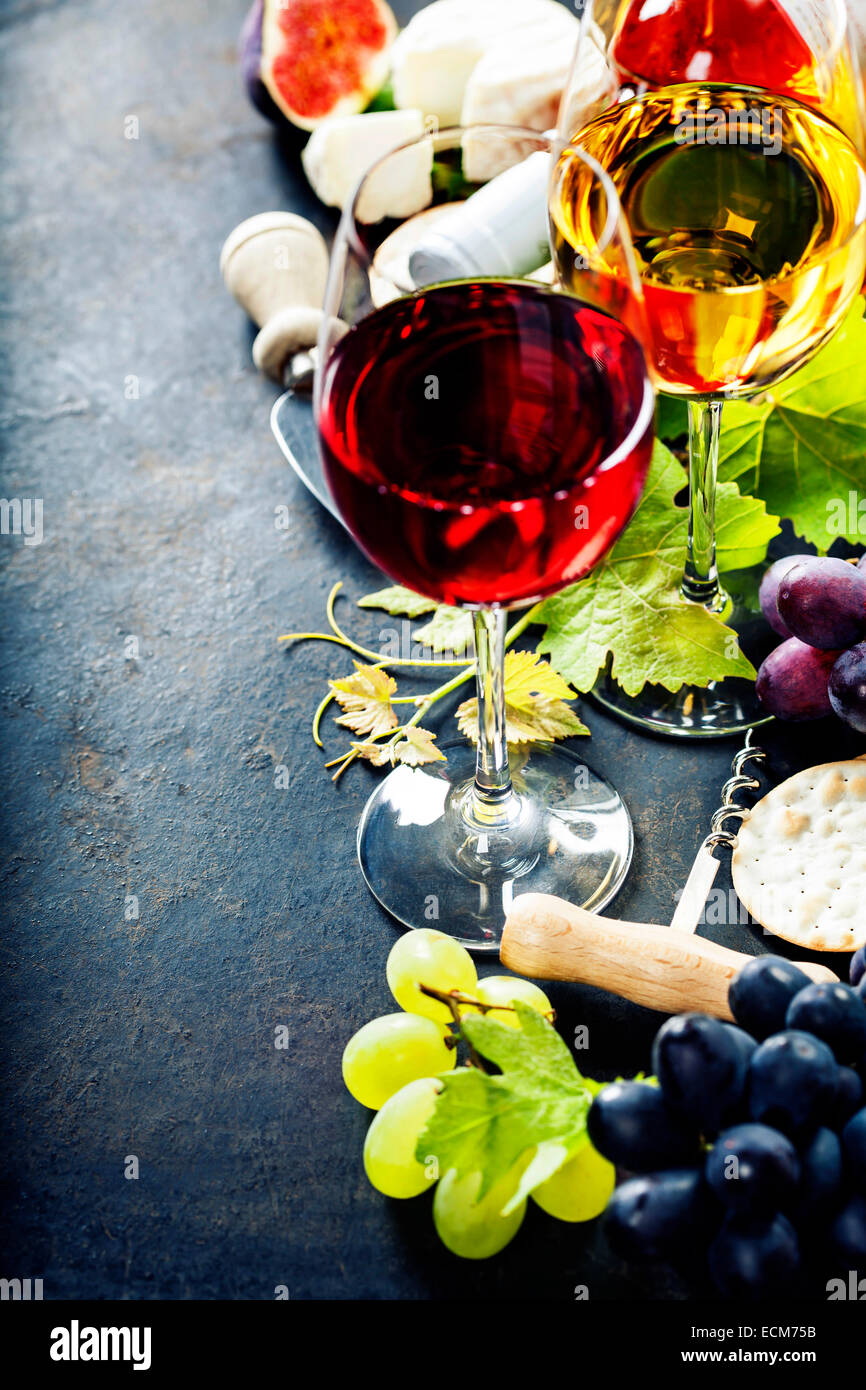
<box><xmin>413</xmin><ymin>606</ymin><xmax>474</xmax><ymax>656</ymax></box>
<box><xmin>356</xmin><ymin>585</ymin><xmax>437</xmax><ymax>618</ymax></box>
<box><xmin>393</xmin><ymin>726</ymin><xmax>446</xmax><ymax>766</ymax></box>
<box><xmin>329</xmin><ymin>663</ymin><xmax>398</xmax><ymax>737</ymax></box>
<box><xmin>456</xmin><ymin>650</ymin><xmax>589</xmax><ymax>746</ymax></box>
<box><xmin>350</xmin><ymin>740</ymin><xmax>394</xmax><ymax>767</ymax></box>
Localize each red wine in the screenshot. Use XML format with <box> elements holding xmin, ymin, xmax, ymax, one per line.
<box><xmin>317</xmin><ymin>281</ymin><xmax>653</xmax><ymax>608</ymax></box>
<box><xmin>611</xmin><ymin>0</ymin><xmax>833</xmax><ymax>107</ymax></box>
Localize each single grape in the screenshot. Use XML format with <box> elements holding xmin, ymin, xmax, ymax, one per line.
<box><xmin>708</xmin><ymin>1212</ymin><xmax>800</xmax><ymax>1298</ymax></box>
<box><xmin>851</xmin><ymin>945</ymin><xmax>866</xmax><ymax>988</ymax></box>
<box><xmin>719</xmin><ymin>1026</ymin><xmax>757</xmax><ymax>1124</ymax></box>
<box><xmin>705</xmin><ymin>1123</ymin><xmax>799</xmax><ymax>1214</ymax></box>
<box><xmin>722</xmin><ymin>1022</ymin><xmax>758</xmax><ymax>1065</ymax></box>
<box><xmin>747</xmin><ymin>1030</ymin><xmax>838</xmax><ymax>1139</ymax></box>
<box><xmin>831</xmin><ymin>1194</ymin><xmax>866</xmax><ymax>1264</ymax></box>
<box><xmin>342</xmin><ymin>1013</ymin><xmax>455</xmax><ymax>1110</ymax></box>
<box><xmin>531</xmin><ymin>1141</ymin><xmax>615</xmax><ymax>1222</ymax></box>
<box><xmin>433</xmin><ymin>1167</ymin><xmax>526</xmax><ymax>1259</ymax></box>
<box><xmin>828</xmin><ymin>642</ymin><xmax>866</xmax><ymax>734</ymax></box>
<box><xmin>759</xmin><ymin>555</ymin><xmax>811</xmax><ymax>638</ymax></box>
<box><xmin>777</xmin><ymin>556</ymin><xmax>866</xmax><ymax>650</ymax></box>
<box><xmin>832</xmin><ymin>1066</ymin><xmax>864</xmax><ymax>1128</ymax></box>
<box><xmin>756</xmin><ymin>638</ymin><xmax>839</xmax><ymax>721</ymax></box>
<box><xmin>363</xmin><ymin>1078</ymin><xmax>440</xmax><ymax>1199</ymax></box>
<box><xmin>386</xmin><ymin>929</ymin><xmax>477</xmax><ymax>1023</ymax></box>
<box><xmin>729</xmin><ymin>956</ymin><xmax>812</xmax><ymax>1040</ymax></box>
<box><xmin>792</xmin><ymin>1127</ymin><xmax>842</xmax><ymax>1228</ymax></box>
<box><xmin>841</xmin><ymin>1107</ymin><xmax>866</xmax><ymax>1187</ymax></box>
<box><xmin>785</xmin><ymin>982</ymin><xmax>866</xmax><ymax>1064</ymax></box>
<box><xmin>604</xmin><ymin>1170</ymin><xmax>718</xmax><ymax>1262</ymax></box>
<box><xmin>587</xmin><ymin>1081</ymin><xmax>700</xmax><ymax>1172</ymax></box>
<box><xmin>468</xmin><ymin>975</ymin><xmax>552</xmax><ymax>1028</ymax></box>
<box><xmin>652</xmin><ymin>1013</ymin><xmax>749</xmax><ymax>1135</ymax></box>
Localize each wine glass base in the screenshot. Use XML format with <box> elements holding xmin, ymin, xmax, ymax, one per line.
<box><xmin>590</xmin><ymin>672</ymin><xmax>773</xmax><ymax>739</ymax></box>
<box><xmin>590</xmin><ymin>577</ymin><xmax>778</xmax><ymax>739</ymax></box>
<box><xmin>357</xmin><ymin>741</ymin><xmax>633</xmax><ymax>951</ymax></box>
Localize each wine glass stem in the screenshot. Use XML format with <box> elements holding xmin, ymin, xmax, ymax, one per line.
<box><xmin>469</xmin><ymin>608</ymin><xmax>516</xmax><ymax>825</ymax></box>
<box><xmin>682</xmin><ymin>399</ymin><xmax>727</xmax><ymax>613</ymax></box>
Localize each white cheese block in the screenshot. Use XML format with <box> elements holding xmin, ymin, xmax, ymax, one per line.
<box><xmin>301</xmin><ymin>109</ymin><xmax>433</xmax><ymax>222</ymax></box>
<box><xmin>391</xmin><ymin>0</ymin><xmax>580</xmax><ymax>127</ymax></box>
<box><xmin>461</xmin><ymin>22</ymin><xmax>579</xmax><ymax>135</ymax></box>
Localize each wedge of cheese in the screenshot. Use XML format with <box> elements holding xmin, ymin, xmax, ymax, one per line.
<box><xmin>461</xmin><ymin>19</ymin><xmax>613</xmax><ymax>180</ymax></box>
<box><xmin>461</xmin><ymin>8</ymin><xmax>580</xmax><ymax>132</ymax></box>
<box><xmin>301</xmin><ymin>109</ymin><xmax>433</xmax><ymax>222</ymax></box>
<box><xmin>391</xmin><ymin>0</ymin><xmax>580</xmax><ymax>127</ymax></box>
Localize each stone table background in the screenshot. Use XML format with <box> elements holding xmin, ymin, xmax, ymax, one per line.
<box><xmin>0</xmin><ymin>0</ymin><xmax>859</xmax><ymax>1299</ymax></box>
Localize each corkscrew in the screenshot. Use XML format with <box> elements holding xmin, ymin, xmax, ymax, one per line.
<box><xmin>500</xmin><ymin>731</ymin><xmax>837</xmax><ymax>1018</ymax></box>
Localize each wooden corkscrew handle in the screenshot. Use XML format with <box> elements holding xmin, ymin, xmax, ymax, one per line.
<box><xmin>500</xmin><ymin>893</ymin><xmax>838</xmax><ymax>1020</ymax></box>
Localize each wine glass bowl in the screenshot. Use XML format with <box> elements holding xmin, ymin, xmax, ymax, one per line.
<box><xmin>552</xmin><ymin>86</ymin><xmax>866</xmax><ymax>400</ymax></box>
<box><xmin>318</xmin><ymin>277</ymin><xmax>654</xmax><ymax>609</ymax></box>
<box><xmin>315</xmin><ymin>126</ymin><xmax>655</xmax><ymax>946</ymax></box>
<box><xmin>600</xmin><ymin>0</ymin><xmax>861</xmax><ymax>133</ymax></box>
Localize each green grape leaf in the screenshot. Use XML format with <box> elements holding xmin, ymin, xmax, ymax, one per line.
<box><xmin>535</xmin><ymin>440</ymin><xmax>779</xmax><ymax>695</ymax></box>
<box><xmin>418</xmin><ymin>1004</ymin><xmax>597</xmax><ymax>1205</ymax></box>
<box><xmin>357</xmin><ymin>586</ymin><xmax>475</xmax><ymax>656</ymax></box>
<box><xmin>718</xmin><ymin>299</ymin><xmax>866</xmax><ymax>551</ymax></box>
<box><xmin>356</xmin><ymin>585</ymin><xmax>437</xmax><ymax>618</ymax></box>
<box><xmin>655</xmin><ymin>394</ymin><xmax>688</xmax><ymax>443</ymax></box>
<box><xmin>413</xmin><ymin>606</ymin><xmax>474</xmax><ymax>655</ymax></box>
<box><xmin>455</xmin><ymin>650</ymin><xmax>589</xmax><ymax>745</ymax></box>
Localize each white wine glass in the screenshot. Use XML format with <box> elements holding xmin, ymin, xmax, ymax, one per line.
<box><xmin>552</xmin><ymin>0</ymin><xmax>866</xmax><ymax>737</ymax></box>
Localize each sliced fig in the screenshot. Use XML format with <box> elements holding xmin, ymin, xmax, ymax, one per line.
<box><xmin>260</xmin><ymin>0</ymin><xmax>397</xmax><ymax>131</ymax></box>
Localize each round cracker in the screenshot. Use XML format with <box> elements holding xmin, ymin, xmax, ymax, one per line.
<box><xmin>731</xmin><ymin>759</ymin><xmax>866</xmax><ymax>953</ymax></box>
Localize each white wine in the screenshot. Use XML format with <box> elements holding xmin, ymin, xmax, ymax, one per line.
<box><xmin>552</xmin><ymin>85</ymin><xmax>866</xmax><ymax>395</ymax></box>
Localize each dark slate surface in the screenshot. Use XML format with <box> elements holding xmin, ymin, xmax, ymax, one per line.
<box><xmin>0</xmin><ymin>0</ymin><xmax>860</xmax><ymax>1301</ymax></box>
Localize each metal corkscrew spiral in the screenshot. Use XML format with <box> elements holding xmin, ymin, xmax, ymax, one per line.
<box><xmin>702</xmin><ymin>729</ymin><xmax>769</xmax><ymax>854</ymax></box>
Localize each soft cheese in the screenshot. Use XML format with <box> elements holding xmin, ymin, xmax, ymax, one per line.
<box><xmin>461</xmin><ymin>10</ymin><xmax>580</xmax><ymax>134</ymax></box>
<box><xmin>301</xmin><ymin>109</ymin><xmax>432</xmax><ymax>221</ymax></box>
<box><xmin>392</xmin><ymin>0</ymin><xmax>581</xmax><ymax>127</ymax></box>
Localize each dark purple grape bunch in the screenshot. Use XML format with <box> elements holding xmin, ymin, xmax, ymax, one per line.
<box><xmin>588</xmin><ymin>950</ymin><xmax>866</xmax><ymax>1298</ymax></box>
<box><xmin>756</xmin><ymin>554</ymin><xmax>866</xmax><ymax>730</ymax></box>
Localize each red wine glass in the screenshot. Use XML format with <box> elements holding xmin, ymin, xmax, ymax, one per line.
<box><xmin>315</xmin><ymin>126</ymin><xmax>655</xmax><ymax>948</ymax></box>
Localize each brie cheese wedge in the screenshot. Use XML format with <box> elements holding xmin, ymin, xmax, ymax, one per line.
<box><xmin>302</xmin><ymin>109</ymin><xmax>432</xmax><ymax>222</ymax></box>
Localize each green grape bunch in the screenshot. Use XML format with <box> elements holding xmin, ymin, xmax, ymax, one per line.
<box><xmin>341</xmin><ymin>929</ymin><xmax>614</xmax><ymax>1259</ymax></box>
